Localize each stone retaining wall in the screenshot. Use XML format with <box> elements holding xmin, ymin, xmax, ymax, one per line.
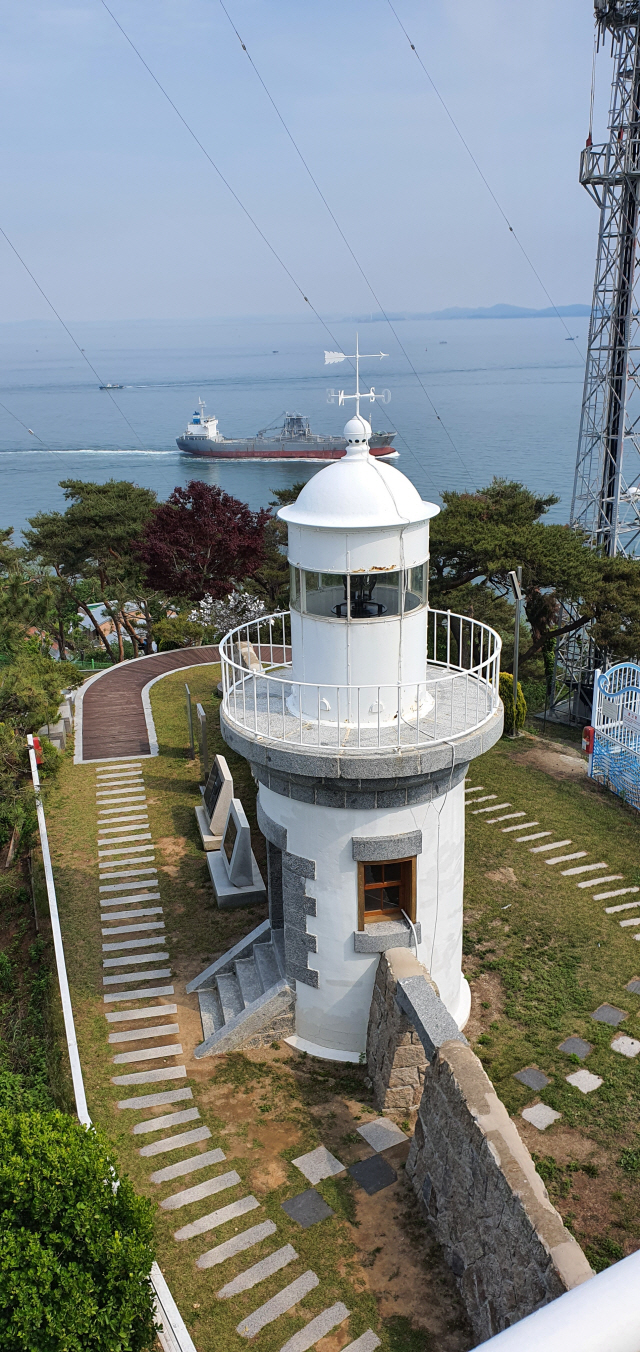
<box><xmin>366</xmin><ymin>947</ymin><xmax>431</xmax><ymax>1114</ymax></box>
<box><xmin>367</xmin><ymin>950</ymin><xmax>593</xmax><ymax>1341</ymax></box>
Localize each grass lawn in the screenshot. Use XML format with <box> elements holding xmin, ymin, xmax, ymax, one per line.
<box><xmin>43</xmin><ymin>664</ymin><xmax>471</xmax><ymax>1352</ymax></box>
<box><xmin>462</xmin><ymin>732</ymin><xmax>640</xmax><ymax>1272</ymax></box>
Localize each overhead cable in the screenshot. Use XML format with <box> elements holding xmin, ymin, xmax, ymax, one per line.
<box><xmin>0</xmin><ymin>225</ymin><xmax>145</xmax><ymax>447</ymax></box>
<box><xmin>217</xmin><ymin>0</ymin><xmax>473</xmax><ymax>482</ymax></box>
<box><xmin>97</xmin><ymin>0</ymin><xmax>450</xmax><ymax>491</ymax></box>
<box><xmin>385</xmin><ymin>0</ymin><xmax>585</xmax><ymax>355</ymax></box>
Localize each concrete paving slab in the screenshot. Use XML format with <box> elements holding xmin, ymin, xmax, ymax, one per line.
<box><xmin>626</xmin><ymin>978</ymin><xmax>640</xmax><ymax>995</ymax></box>
<box><xmin>291</xmin><ymin>1146</ymin><xmax>345</xmax><ymax>1184</ymax></box>
<box><xmin>530</xmin><ymin>840</ymin><xmax>571</xmax><ymax>853</ymax></box>
<box><xmin>174</xmin><ymin>1194</ymin><xmax>258</xmax><ymax>1241</ymax></box>
<box><xmin>236</xmin><ymin>1271</ymin><xmax>319</xmax><ymax>1339</ymax></box>
<box><xmin>104</xmin><ymin>984</ymin><xmax>174</xmax><ymax>1001</ymax></box>
<box><xmin>591</xmin><ymin>1004</ymin><xmax>627</xmax><ymax>1026</ymax></box>
<box><xmin>611</xmin><ymin>1036</ymin><xmax>640</xmax><ymax>1058</ymax></box>
<box><xmin>277</xmin><ymin>1302</ymin><xmax>350</xmax><ymax>1352</ymax></box>
<box><xmin>150</xmin><ymin>1148</ymin><xmax>226</xmax><ymax>1185</ymax></box>
<box><xmin>100</xmin><ymin>894</ymin><xmax>161</xmax><ymax>907</ymax></box>
<box><xmin>464</xmin><ymin>786</ymin><xmax>485</xmax><ymax>794</ymax></box>
<box><xmin>281</xmin><ymin>1190</ymin><xmax>334</xmax><ymax>1228</ymax></box>
<box><xmin>99</xmin><ymin>869</ymin><xmax>157</xmax><ymax>881</ymax></box>
<box><xmin>160</xmin><ymin>1170</ymin><xmax>241</xmax><ymax>1209</ymax></box>
<box><xmin>108</xmin><ymin>1023</ymin><xmax>179</xmax><ymax>1043</ymax></box>
<box><xmin>357</xmin><ymin>1118</ymin><xmax>408</xmax><ymax>1151</ymax></box>
<box><xmin>521</xmin><ymin>1104</ymin><xmax>561</xmax><ymax>1130</ymax></box>
<box><xmin>113</xmin><ymin>1043</ymin><xmax>182</xmax><ymax>1065</ymax></box>
<box><xmin>103</xmin><ymin>969</ymin><xmax>172</xmax><ymax>985</ymax></box>
<box><xmin>341</xmin><ymin>1333</ymin><xmax>381</xmax><ymax>1352</ymax></box>
<box><xmin>102</xmin><ymin>935</ymin><xmax>166</xmax><ymax>951</ymax></box>
<box><xmin>514</xmin><ymin>1067</ymin><xmax>550</xmax><ymax>1091</ymax></box>
<box><xmin>502</xmin><ymin>821</ymin><xmax>538</xmax><ymax>832</ymax></box>
<box><xmin>348</xmin><ymin>1156</ymin><xmax>397</xmax><ymax>1195</ymax></box>
<box><xmin>133</xmin><ymin>1108</ymin><xmax>200</xmax><ymax>1135</ymax></box>
<box><xmin>558</xmin><ymin>1037</ymin><xmax>592</xmax><ymax>1059</ymax></box>
<box><xmin>566</xmin><ymin>1069</ymin><xmax>603</xmax><ymax>1094</ymax></box>
<box><xmin>140</xmin><ymin>1125</ymin><xmax>212</xmax><ymax>1158</ymax></box>
<box><xmin>196</xmin><ymin>1220</ymin><xmax>277</xmax><ymax>1270</ymax></box>
<box><xmin>98</xmin><ymin>845</ymin><xmax>155</xmax><ymax>858</ymax></box>
<box><xmin>545</xmin><ymin>852</ymin><xmax>588</xmax><ymax>865</ymax></box>
<box><xmin>101</xmin><ymin>910</ymin><xmax>164</xmax><ymax>924</ymax></box>
<box><xmin>606</xmin><ymin>901</ymin><xmax>640</xmax><ymax>913</ymax></box>
<box><xmin>516</xmin><ymin>832</ymin><xmax>552</xmax><ymax>842</ymax></box>
<box><xmin>577</xmin><ymin>876</ymin><xmax>623</xmax><ymax>888</ymax></box>
<box><xmin>620</xmin><ymin>917</ymin><xmax>640</xmax><ymax>928</ymax></box>
<box><xmin>472</xmin><ymin>802</ymin><xmax>510</xmax><ymax>814</ymax></box>
<box><xmin>104</xmin><ymin>952</ymin><xmax>168</xmax><ymax>968</ymax></box>
<box><xmin>100</xmin><ymin>880</ymin><xmax>160</xmax><ymax>892</ymax></box>
<box><xmin>594</xmin><ymin>887</ymin><xmax>640</xmax><ymax>901</ymax></box>
<box><xmin>562</xmin><ymin>863</ymin><xmax>608</xmax><ymax>876</ymax></box>
<box><xmin>466</xmin><ymin>793</ymin><xmax>495</xmax><ymax>803</ymax></box>
<box><xmin>217</xmin><ymin>1244</ymin><xmax>298</xmax><ymax>1299</ymax></box>
<box><xmin>111</xmin><ymin>1065</ymin><xmax>186</xmax><ymax>1086</ymax></box>
<box><xmin>98</xmin><ymin>819</ymin><xmax>149</xmax><ymax>831</ymax></box>
<box><xmin>106</xmin><ymin>1004</ymin><xmax>178</xmax><ymax>1022</ymax></box>
<box><xmin>117</xmin><ymin>1088</ymin><xmax>193</xmax><ymax>1110</ymax></box>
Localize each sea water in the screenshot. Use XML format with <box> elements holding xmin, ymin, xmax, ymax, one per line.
<box><xmin>0</xmin><ymin>313</ymin><xmax>588</xmax><ymax>539</ymax></box>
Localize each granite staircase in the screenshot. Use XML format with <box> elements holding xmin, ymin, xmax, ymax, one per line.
<box><xmin>186</xmin><ymin>920</ymin><xmax>294</xmax><ymax>1057</ymax></box>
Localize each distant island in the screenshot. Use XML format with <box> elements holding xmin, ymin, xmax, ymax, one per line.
<box><xmin>353</xmin><ymin>304</ymin><xmax>590</xmax><ymax>322</ymax></box>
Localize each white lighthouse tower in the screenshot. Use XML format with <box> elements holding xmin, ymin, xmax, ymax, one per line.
<box><xmin>195</xmin><ymin>348</ymin><xmax>503</xmax><ymax>1061</ymax></box>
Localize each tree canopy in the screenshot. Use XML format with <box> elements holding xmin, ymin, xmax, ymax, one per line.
<box><xmin>136</xmin><ymin>479</ymin><xmax>269</xmax><ymax>602</ymax></box>
<box><xmin>0</xmin><ymin>1109</ymin><xmax>156</xmax><ymax>1352</ymax></box>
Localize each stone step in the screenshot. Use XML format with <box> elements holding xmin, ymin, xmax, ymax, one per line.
<box><xmin>253</xmin><ymin>940</ymin><xmax>281</xmax><ymax>990</ymax></box>
<box><xmin>236</xmin><ymin>1271</ymin><xmax>319</xmax><ymax>1339</ymax></box>
<box><xmin>277</xmin><ymin>1301</ymin><xmax>350</xmax><ymax>1352</ymax></box>
<box><xmin>160</xmin><ymin>1169</ymin><xmax>241</xmax><ymax>1210</ymax></box>
<box><xmin>217</xmin><ymin>1244</ymin><xmax>298</xmax><ymax>1299</ymax></box>
<box><xmin>235</xmin><ymin>956</ymin><xmax>264</xmax><ymax>1005</ymax></box>
<box><xmin>217</xmin><ymin>972</ymin><xmax>245</xmax><ymax>1022</ymax></box>
<box><xmin>196</xmin><ymin>1219</ymin><xmax>277</xmax><ymax>1270</ymax></box>
<box><xmin>198</xmin><ymin>987</ymin><xmax>225</xmax><ymax>1041</ymax></box>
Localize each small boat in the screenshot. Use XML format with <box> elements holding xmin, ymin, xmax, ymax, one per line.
<box><xmin>99</xmin><ymin>383</ymin><xmax>124</xmax><ymax>389</ymax></box>
<box><xmin>177</xmin><ymin>402</ymin><xmax>397</xmax><ymax>462</ymax></box>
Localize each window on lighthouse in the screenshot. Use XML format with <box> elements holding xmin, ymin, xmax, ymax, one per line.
<box><xmin>357</xmin><ymin>858</ymin><xmax>416</xmax><ymax>926</ymax></box>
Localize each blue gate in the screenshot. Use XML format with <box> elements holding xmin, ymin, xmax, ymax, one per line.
<box><xmin>590</xmin><ymin>663</ymin><xmax>640</xmax><ymax>811</ymax></box>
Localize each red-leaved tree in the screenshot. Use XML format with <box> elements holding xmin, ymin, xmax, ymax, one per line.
<box><xmin>136</xmin><ymin>481</ymin><xmax>269</xmax><ymax>601</ymax></box>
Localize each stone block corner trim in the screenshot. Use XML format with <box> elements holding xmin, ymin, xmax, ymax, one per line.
<box><xmin>406</xmin><ymin>1040</ymin><xmax>593</xmax><ymax>1341</ymax></box>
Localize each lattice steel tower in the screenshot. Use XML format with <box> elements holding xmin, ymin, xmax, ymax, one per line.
<box><xmin>553</xmin><ymin>0</ymin><xmax>640</xmax><ymax>722</ymax></box>
<box><xmin>573</xmin><ymin>0</ymin><xmax>640</xmax><ymax>555</ymax></box>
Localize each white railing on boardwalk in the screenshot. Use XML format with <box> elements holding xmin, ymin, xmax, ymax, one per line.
<box><xmin>220</xmin><ymin>609</ymin><xmax>501</xmax><ymax>751</ymax></box>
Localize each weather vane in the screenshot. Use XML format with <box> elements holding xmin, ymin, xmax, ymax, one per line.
<box><xmin>325</xmin><ymin>334</ymin><xmax>390</xmax><ymax>417</ymax></box>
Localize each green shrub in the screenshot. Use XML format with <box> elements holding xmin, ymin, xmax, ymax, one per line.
<box><xmin>0</xmin><ymin>1109</ymin><xmax>157</xmax><ymax>1351</ymax></box>
<box><xmin>500</xmin><ymin>671</ymin><xmax>527</xmax><ymax>735</ymax></box>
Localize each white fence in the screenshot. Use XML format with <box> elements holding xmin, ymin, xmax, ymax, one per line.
<box><xmin>590</xmin><ymin>662</ymin><xmax>640</xmax><ymax>811</ymax></box>
<box><xmin>220</xmin><ymin>609</ymin><xmax>501</xmax><ymax>751</ymax></box>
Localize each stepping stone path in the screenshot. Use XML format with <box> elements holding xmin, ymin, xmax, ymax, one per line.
<box><xmin>521</xmin><ymin>1104</ymin><xmax>561</xmax><ymax>1131</ymax></box>
<box><xmin>464</xmin><ymin>776</ymin><xmax>640</xmax><ymax>1130</ymax></box>
<box><xmin>348</xmin><ymin>1156</ymin><xmax>397</xmax><ymax>1195</ymax></box>
<box><xmin>558</xmin><ymin>1037</ymin><xmax>592</xmax><ymax>1059</ymax></box>
<box><xmin>611</xmin><ymin>1036</ymin><xmax>640</xmax><ymax>1058</ymax></box>
<box><xmin>91</xmin><ymin>761</ymin><xmax>380</xmax><ymax>1351</ymax></box>
<box><xmin>513</xmin><ymin>1067</ymin><xmax>550</xmax><ymax>1091</ymax></box>
<box><xmin>566</xmin><ymin>1069</ymin><xmax>603</xmax><ymax>1094</ymax></box>
<box><xmin>357</xmin><ymin>1118</ymin><xmax>407</xmax><ymax>1151</ymax></box>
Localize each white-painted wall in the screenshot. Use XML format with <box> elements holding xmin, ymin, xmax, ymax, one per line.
<box><xmin>289</xmin><ymin>604</ymin><xmax>429</xmax><ymax>717</ymax></box>
<box><xmin>260</xmin><ymin>775</ymin><xmax>469</xmax><ymax>1056</ymax></box>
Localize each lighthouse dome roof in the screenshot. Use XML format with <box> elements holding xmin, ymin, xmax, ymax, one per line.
<box><xmin>278</xmin><ymin>453</ymin><xmax>440</xmax><ymax>530</ymax></box>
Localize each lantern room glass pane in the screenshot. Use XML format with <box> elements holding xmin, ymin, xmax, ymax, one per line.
<box><xmin>289</xmin><ymin>565</ymin><xmax>300</xmax><ymax>611</ymax></box>
<box><xmin>404</xmin><ymin>563</ymin><xmax>427</xmax><ymax>612</ymax></box>
<box><xmin>349</xmin><ymin>572</ymin><xmax>400</xmax><ymax>617</ymax></box>
<box><xmin>303</xmin><ymin>571</ymin><xmax>346</xmax><ymax>617</ymax></box>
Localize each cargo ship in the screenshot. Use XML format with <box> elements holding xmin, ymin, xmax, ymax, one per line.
<box><xmin>177</xmin><ymin>402</ymin><xmax>397</xmax><ymax>461</ymax></box>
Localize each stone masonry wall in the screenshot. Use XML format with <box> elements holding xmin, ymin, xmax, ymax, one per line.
<box><xmin>367</xmin><ymin>950</ymin><xmax>593</xmax><ymax>1341</ymax></box>
<box><xmin>366</xmin><ymin>948</ymin><xmax>430</xmax><ymax>1114</ymax></box>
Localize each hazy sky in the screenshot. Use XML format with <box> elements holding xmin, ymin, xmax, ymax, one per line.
<box><xmin>1</xmin><ymin>1</ymin><xmax>608</xmax><ymax>321</ymax></box>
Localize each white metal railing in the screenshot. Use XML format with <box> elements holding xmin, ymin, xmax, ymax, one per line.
<box><xmin>220</xmin><ymin>609</ymin><xmax>501</xmax><ymax>752</ymax></box>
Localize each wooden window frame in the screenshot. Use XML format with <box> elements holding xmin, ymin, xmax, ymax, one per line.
<box><xmin>357</xmin><ymin>856</ymin><xmax>417</xmax><ymax>929</ymax></box>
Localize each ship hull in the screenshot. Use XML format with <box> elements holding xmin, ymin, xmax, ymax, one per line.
<box><xmin>177</xmin><ymin>435</ymin><xmax>397</xmax><ymax>461</ymax></box>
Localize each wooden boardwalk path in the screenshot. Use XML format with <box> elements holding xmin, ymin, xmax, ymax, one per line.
<box><xmin>78</xmin><ymin>647</ymin><xmax>220</xmax><ymax>763</ymax></box>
